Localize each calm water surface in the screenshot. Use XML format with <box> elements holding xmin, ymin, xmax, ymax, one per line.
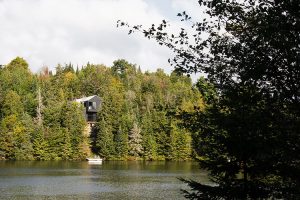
<box><xmin>0</xmin><ymin>161</ymin><xmax>209</xmax><ymax>200</ymax></box>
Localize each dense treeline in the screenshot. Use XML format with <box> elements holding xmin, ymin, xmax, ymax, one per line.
<box><xmin>0</xmin><ymin>57</ymin><xmax>203</xmax><ymax>161</ymax></box>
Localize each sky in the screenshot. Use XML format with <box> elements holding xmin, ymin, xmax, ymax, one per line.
<box><xmin>0</xmin><ymin>0</ymin><xmax>202</xmax><ymax>75</ymax></box>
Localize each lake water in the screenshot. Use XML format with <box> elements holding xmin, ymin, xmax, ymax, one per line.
<box><xmin>0</xmin><ymin>161</ymin><xmax>209</xmax><ymax>200</ymax></box>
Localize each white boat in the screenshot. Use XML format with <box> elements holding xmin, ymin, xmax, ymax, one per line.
<box><xmin>86</xmin><ymin>157</ymin><xmax>103</xmax><ymax>164</ymax></box>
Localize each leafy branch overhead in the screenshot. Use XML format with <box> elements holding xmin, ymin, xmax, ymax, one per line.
<box><xmin>118</xmin><ymin>0</ymin><xmax>300</xmax><ymax>99</ymax></box>
<box><xmin>118</xmin><ymin>9</ymin><xmax>217</xmax><ymax>75</ymax></box>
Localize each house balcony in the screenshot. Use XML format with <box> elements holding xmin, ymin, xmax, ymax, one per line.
<box><xmin>87</xmin><ymin>113</ymin><xmax>97</xmax><ymax>122</ymax></box>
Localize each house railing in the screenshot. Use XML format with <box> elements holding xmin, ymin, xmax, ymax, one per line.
<box><xmin>87</xmin><ymin>114</ymin><xmax>97</xmax><ymax>122</ymax></box>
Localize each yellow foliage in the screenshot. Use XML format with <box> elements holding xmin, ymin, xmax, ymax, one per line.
<box><xmin>194</xmin><ymin>97</ymin><xmax>205</xmax><ymax>111</ymax></box>
<box><xmin>13</xmin><ymin>125</ymin><xmax>25</xmax><ymax>135</ymax></box>
<box><xmin>63</xmin><ymin>71</ymin><xmax>77</xmax><ymax>85</ymax></box>
<box><xmin>1</xmin><ymin>115</ymin><xmax>18</xmax><ymax>131</ymax></box>
<box><xmin>181</xmin><ymin>99</ymin><xmax>195</xmax><ymax>112</ymax></box>
<box><xmin>181</xmin><ymin>94</ymin><xmax>205</xmax><ymax>113</ymax></box>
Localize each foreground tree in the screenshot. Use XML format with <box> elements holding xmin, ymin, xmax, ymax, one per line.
<box><xmin>119</xmin><ymin>0</ymin><xmax>300</xmax><ymax>199</ymax></box>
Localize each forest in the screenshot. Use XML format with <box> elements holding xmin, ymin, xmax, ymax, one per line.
<box><xmin>0</xmin><ymin>57</ymin><xmax>204</xmax><ymax>161</ymax></box>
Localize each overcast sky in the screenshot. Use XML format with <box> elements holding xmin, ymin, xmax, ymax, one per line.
<box><xmin>0</xmin><ymin>0</ymin><xmax>201</xmax><ymax>74</ymax></box>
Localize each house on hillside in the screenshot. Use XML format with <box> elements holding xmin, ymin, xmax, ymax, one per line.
<box><xmin>75</xmin><ymin>95</ymin><xmax>101</xmax><ymax>123</ymax></box>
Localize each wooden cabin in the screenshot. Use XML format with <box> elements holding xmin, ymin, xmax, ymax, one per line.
<box><xmin>75</xmin><ymin>95</ymin><xmax>101</xmax><ymax>122</ymax></box>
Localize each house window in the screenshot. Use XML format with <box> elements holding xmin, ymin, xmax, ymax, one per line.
<box><xmin>88</xmin><ymin>101</ymin><xmax>97</xmax><ymax>110</ymax></box>
<box><xmin>88</xmin><ymin>102</ymin><xmax>93</xmax><ymax>110</ymax></box>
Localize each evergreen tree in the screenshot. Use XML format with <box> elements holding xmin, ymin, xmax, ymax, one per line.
<box><xmin>14</xmin><ymin>113</ymin><xmax>34</xmax><ymax>160</ymax></box>
<box><xmin>32</xmin><ymin>126</ymin><xmax>50</xmax><ymax>160</ymax></box>
<box><xmin>114</xmin><ymin>126</ymin><xmax>128</xmax><ymax>159</ymax></box>
<box><xmin>95</xmin><ymin>118</ymin><xmax>115</xmax><ymax>158</ymax></box>
<box><xmin>142</xmin><ymin>134</ymin><xmax>158</xmax><ymax>160</ymax></box>
<box><xmin>141</xmin><ymin>114</ymin><xmax>158</xmax><ymax>160</ymax></box>
<box><xmin>128</xmin><ymin>122</ymin><xmax>143</xmax><ymax>157</ymax></box>
<box><xmin>169</xmin><ymin>122</ymin><xmax>192</xmax><ymax>161</ymax></box>
<box><xmin>61</xmin><ymin>102</ymin><xmax>87</xmax><ymax>160</ymax></box>
<box><xmin>0</xmin><ymin>115</ymin><xmax>17</xmax><ymax>159</ymax></box>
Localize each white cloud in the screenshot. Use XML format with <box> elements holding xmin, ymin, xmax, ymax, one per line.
<box><xmin>0</xmin><ymin>0</ymin><xmax>198</xmax><ymax>75</ymax></box>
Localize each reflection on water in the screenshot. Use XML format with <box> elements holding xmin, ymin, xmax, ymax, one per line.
<box><xmin>0</xmin><ymin>161</ymin><xmax>209</xmax><ymax>200</ymax></box>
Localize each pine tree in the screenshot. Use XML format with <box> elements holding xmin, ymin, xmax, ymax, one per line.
<box><xmin>128</xmin><ymin>123</ymin><xmax>143</xmax><ymax>157</ymax></box>
<box><xmin>61</xmin><ymin>102</ymin><xmax>87</xmax><ymax>160</ymax></box>
<box><xmin>36</xmin><ymin>87</ymin><xmax>43</xmax><ymax>126</ymax></box>
<box><xmin>95</xmin><ymin>118</ymin><xmax>115</xmax><ymax>158</ymax></box>
<box><xmin>32</xmin><ymin>126</ymin><xmax>50</xmax><ymax>160</ymax></box>
<box><xmin>141</xmin><ymin>115</ymin><xmax>158</xmax><ymax>160</ymax></box>
<box><xmin>114</xmin><ymin>126</ymin><xmax>128</xmax><ymax>159</ymax></box>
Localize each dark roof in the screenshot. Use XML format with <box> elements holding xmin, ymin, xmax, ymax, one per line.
<box><xmin>75</xmin><ymin>95</ymin><xmax>100</xmax><ymax>103</ymax></box>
